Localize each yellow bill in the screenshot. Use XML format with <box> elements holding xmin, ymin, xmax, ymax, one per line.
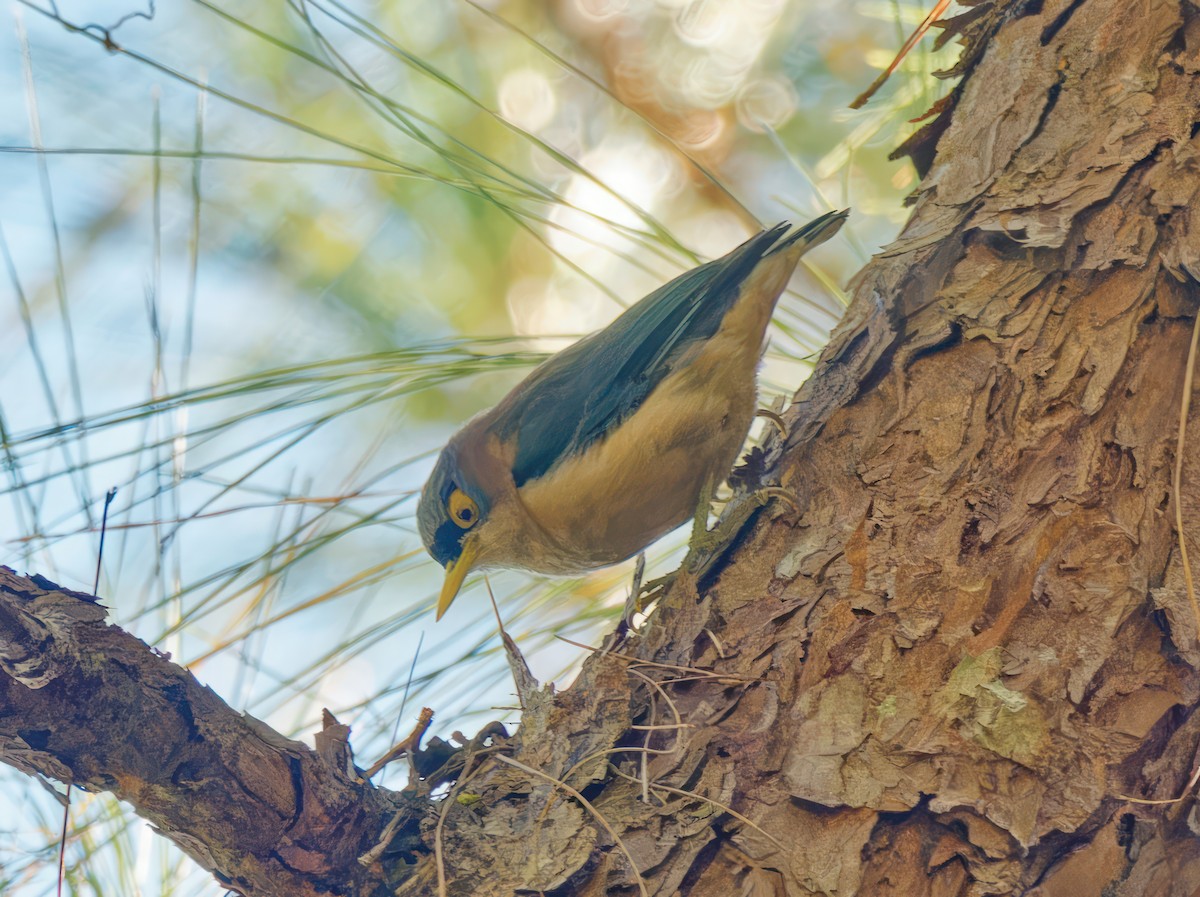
<box><xmin>436</xmin><ymin>535</ymin><xmax>480</xmax><ymax>620</ymax></box>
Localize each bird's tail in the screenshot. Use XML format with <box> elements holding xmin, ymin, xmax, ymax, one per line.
<box><xmin>768</xmin><ymin>208</ymin><xmax>850</xmax><ymax>256</ymax></box>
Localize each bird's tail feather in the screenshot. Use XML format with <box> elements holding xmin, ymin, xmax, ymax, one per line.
<box><xmin>768</xmin><ymin>208</ymin><xmax>850</xmax><ymax>256</ymax></box>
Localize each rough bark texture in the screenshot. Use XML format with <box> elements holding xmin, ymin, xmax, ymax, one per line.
<box><xmin>0</xmin><ymin>569</ymin><xmax>414</xmax><ymax>897</ymax></box>
<box><xmin>4</xmin><ymin>0</ymin><xmax>1200</xmax><ymax>894</ymax></box>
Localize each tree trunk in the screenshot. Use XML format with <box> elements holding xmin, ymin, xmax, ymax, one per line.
<box><xmin>5</xmin><ymin>0</ymin><xmax>1200</xmax><ymax>894</ymax></box>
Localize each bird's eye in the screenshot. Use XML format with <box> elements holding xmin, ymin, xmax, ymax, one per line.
<box><xmin>448</xmin><ymin>488</ymin><xmax>479</xmax><ymax>529</ymax></box>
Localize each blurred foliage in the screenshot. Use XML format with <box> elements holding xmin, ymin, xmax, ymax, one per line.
<box><xmin>0</xmin><ymin>0</ymin><xmax>959</xmax><ymax>892</ymax></box>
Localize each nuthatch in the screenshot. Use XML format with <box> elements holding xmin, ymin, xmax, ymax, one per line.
<box><xmin>417</xmin><ymin>210</ymin><xmax>848</xmax><ymax>619</ymax></box>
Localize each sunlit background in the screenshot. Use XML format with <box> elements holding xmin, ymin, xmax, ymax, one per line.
<box><xmin>0</xmin><ymin>0</ymin><xmax>955</xmax><ymax>892</ymax></box>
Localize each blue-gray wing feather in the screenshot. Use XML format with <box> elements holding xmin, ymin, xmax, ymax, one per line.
<box><xmin>499</xmin><ymin>222</ymin><xmax>792</xmax><ymax>487</ymax></box>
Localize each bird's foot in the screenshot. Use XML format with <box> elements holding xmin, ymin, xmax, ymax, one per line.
<box><xmin>727</xmin><ymin>408</ymin><xmax>788</xmax><ymax>493</ymax></box>
<box><xmin>684</xmin><ymin>488</ymin><xmax>762</xmax><ymax>566</ymax></box>
<box><xmin>687</xmin><ymin>480</ymin><xmax>802</xmax><ymax>568</ymax></box>
<box><xmin>636</xmin><ymin>484</ymin><xmax>801</xmax><ymax>605</ymax></box>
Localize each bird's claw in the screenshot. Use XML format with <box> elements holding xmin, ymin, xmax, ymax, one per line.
<box><xmin>687</xmin><ymin>483</ymin><xmax>799</xmax><ymax>567</ymax></box>
<box><xmin>632</xmin><ymin>485</ymin><xmax>802</xmax><ymax>610</ymax></box>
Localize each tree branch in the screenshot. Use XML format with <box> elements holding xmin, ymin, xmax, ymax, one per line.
<box><xmin>0</xmin><ymin>567</ymin><xmax>414</xmax><ymax>897</ymax></box>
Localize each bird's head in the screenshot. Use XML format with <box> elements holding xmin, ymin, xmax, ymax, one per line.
<box><xmin>416</xmin><ymin>444</ymin><xmax>491</xmax><ymax>620</ymax></box>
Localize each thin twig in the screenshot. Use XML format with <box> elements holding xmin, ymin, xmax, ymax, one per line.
<box><xmin>92</xmin><ymin>488</ymin><xmax>118</xmax><ymax>595</ymax></box>
<box><xmin>703</xmin><ymin>628</ymin><xmax>727</xmax><ymax>659</ymax></box>
<box><xmin>364</xmin><ymin>707</ymin><xmax>433</xmax><ymax>779</ymax></box>
<box><xmin>627</xmin><ymin>668</ymin><xmax>683</xmax><ymax>735</ymax></box>
<box><xmin>1175</xmin><ymin>311</ymin><xmax>1200</xmax><ymax>641</ymax></box>
<box><xmin>357</xmin><ymin>806</ymin><xmax>408</xmax><ymax>866</ymax></box>
<box><xmin>558</xmin><ymin>664</ymin><xmax>686</xmax><ymax>787</ymax></box>
<box><xmin>1119</xmin><ymin>322</ymin><xmax>1200</xmax><ymax>808</ymax></box>
<box><xmin>555</xmin><ymin>635</ymin><xmax>762</xmax><ymax>682</ymax></box>
<box><xmin>607</xmin><ymin>766</ymin><xmax>787</xmax><ymax>852</ymax></box>
<box><xmin>58</xmin><ymin>487</ymin><xmax>118</xmax><ymax>895</ymax></box>
<box><xmin>485</xmin><ymin>575</ymin><xmax>538</xmax><ymax>709</ymax></box>
<box><xmin>629</xmin><ymin>723</ymin><xmax>694</xmax><ymax>731</ymax></box>
<box><xmin>1117</xmin><ymin>759</ymin><xmax>1200</xmax><ymax>806</ymax></box>
<box><xmin>433</xmin><ymin>754</ymin><xmax>493</xmax><ymax>897</ymax></box>
<box><xmin>640</xmin><ymin>693</ymin><xmax>654</xmax><ymax>803</ymax></box>
<box><xmin>383</xmin><ymin>629</ymin><xmax>425</xmax><ymax>787</ymax></box>
<box><xmin>492</xmin><ymin>754</ymin><xmax>649</xmax><ymax>897</ymax></box>
<box><xmin>850</xmin><ymin>0</ymin><xmax>953</xmax><ymax>109</ymax></box>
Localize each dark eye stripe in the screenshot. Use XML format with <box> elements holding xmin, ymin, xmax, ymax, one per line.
<box><xmin>431</xmin><ymin>518</ymin><xmax>467</xmax><ymax>567</ymax></box>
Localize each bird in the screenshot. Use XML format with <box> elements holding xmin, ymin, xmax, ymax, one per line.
<box><xmin>417</xmin><ymin>209</ymin><xmax>848</xmax><ymax>619</ymax></box>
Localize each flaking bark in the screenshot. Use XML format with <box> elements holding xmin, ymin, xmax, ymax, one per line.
<box><xmin>0</xmin><ymin>569</ymin><xmax>413</xmax><ymax>896</ymax></box>
<box><xmin>4</xmin><ymin>0</ymin><xmax>1200</xmax><ymax>893</ymax></box>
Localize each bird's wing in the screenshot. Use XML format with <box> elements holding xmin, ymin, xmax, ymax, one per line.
<box><xmin>497</xmin><ymin>222</ymin><xmax>795</xmax><ymax>488</ymax></box>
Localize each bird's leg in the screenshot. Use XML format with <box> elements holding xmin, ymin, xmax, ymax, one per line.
<box><xmin>625</xmin><ymin>551</ymin><xmax>646</xmax><ymax>619</ymax></box>
<box><xmin>687</xmin><ymin>485</ymin><xmax>801</xmax><ymax>572</ymax></box>
<box><xmin>639</xmin><ymin>483</ymin><xmax>802</xmax><ymax>606</ymax></box>
<box><xmin>684</xmin><ymin>482</ymin><xmax>754</xmax><ymax>566</ymax></box>
<box><xmin>688</xmin><ymin>473</ymin><xmax>717</xmax><ymax>551</ymax></box>
<box><xmin>635</xmin><ymin>475</ymin><xmax>721</xmax><ymax>602</ymax></box>
<box><xmin>602</xmin><ymin>553</ymin><xmax>646</xmax><ymax>654</ymax></box>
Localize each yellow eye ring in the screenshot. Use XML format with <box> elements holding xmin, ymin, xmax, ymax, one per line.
<box><xmin>448</xmin><ymin>488</ymin><xmax>479</xmax><ymax>529</ymax></box>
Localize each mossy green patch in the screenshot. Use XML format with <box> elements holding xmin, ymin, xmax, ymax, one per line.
<box><xmin>935</xmin><ymin>648</ymin><xmax>1050</xmax><ymax>768</ymax></box>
